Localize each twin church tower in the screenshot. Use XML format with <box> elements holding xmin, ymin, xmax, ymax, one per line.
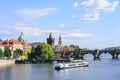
<box><xmin>47</xmin><ymin>33</ymin><xmax>62</xmax><ymax>49</ymax></box>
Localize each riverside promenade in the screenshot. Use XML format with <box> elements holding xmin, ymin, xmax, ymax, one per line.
<box><xmin>0</xmin><ymin>59</ymin><xmax>15</xmax><ymax>68</ymax></box>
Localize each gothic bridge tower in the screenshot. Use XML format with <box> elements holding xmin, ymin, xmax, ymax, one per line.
<box><xmin>47</xmin><ymin>33</ymin><xmax>55</xmax><ymax>48</ymax></box>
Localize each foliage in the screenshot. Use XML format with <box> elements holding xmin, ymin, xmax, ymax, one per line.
<box><xmin>22</xmin><ymin>54</ymin><xmax>28</xmax><ymax>60</ymax></box>
<box><xmin>74</xmin><ymin>47</ymin><xmax>80</xmax><ymax>51</ymax></box>
<box><xmin>34</xmin><ymin>42</ymin><xmax>55</xmax><ymax>60</ymax></box>
<box><xmin>82</xmin><ymin>48</ymin><xmax>90</xmax><ymax>51</ymax></box>
<box><xmin>28</xmin><ymin>52</ymin><xmax>36</xmax><ymax>59</ymax></box>
<box><xmin>0</xmin><ymin>48</ymin><xmax>4</xmax><ymax>58</ymax></box>
<box><xmin>4</xmin><ymin>48</ymin><xmax>12</xmax><ymax>58</ymax></box>
<box><xmin>13</xmin><ymin>49</ymin><xmax>23</xmax><ymax>58</ymax></box>
<box><xmin>27</xmin><ymin>48</ymin><xmax>32</xmax><ymax>53</ymax></box>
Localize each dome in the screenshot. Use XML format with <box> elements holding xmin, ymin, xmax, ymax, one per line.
<box><xmin>0</xmin><ymin>38</ymin><xmax>2</xmax><ymax>41</ymax></box>
<box><xmin>18</xmin><ymin>32</ymin><xmax>26</xmax><ymax>42</ymax></box>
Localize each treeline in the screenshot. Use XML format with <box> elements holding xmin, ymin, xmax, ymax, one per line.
<box><xmin>0</xmin><ymin>48</ymin><xmax>23</xmax><ymax>59</ymax></box>
<box><xmin>28</xmin><ymin>42</ymin><xmax>55</xmax><ymax>60</ymax></box>
<box><xmin>0</xmin><ymin>42</ymin><xmax>55</xmax><ymax>60</ymax></box>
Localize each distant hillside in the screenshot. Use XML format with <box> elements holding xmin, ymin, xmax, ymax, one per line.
<box><xmin>104</xmin><ymin>46</ymin><xmax>120</xmax><ymax>50</ymax></box>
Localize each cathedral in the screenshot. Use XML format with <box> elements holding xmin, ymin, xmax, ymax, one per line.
<box><xmin>47</xmin><ymin>33</ymin><xmax>63</xmax><ymax>52</ymax></box>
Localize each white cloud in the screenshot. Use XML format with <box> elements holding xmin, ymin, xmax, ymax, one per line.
<box><xmin>81</xmin><ymin>0</ymin><xmax>95</xmax><ymax>7</ymax></box>
<box><xmin>66</xmin><ymin>32</ymin><xmax>92</xmax><ymax>38</ymax></box>
<box><xmin>81</xmin><ymin>0</ymin><xmax>119</xmax><ymax>12</ymax></box>
<box><xmin>73</xmin><ymin>2</ymin><xmax>79</xmax><ymax>8</ymax></box>
<box><xmin>16</xmin><ymin>8</ymin><xmax>57</xmax><ymax>20</ymax></box>
<box><xmin>63</xmin><ymin>30</ymin><xmax>92</xmax><ymax>38</ymax></box>
<box><xmin>59</xmin><ymin>24</ymin><xmax>65</xmax><ymax>28</ymax></box>
<box><xmin>74</xmin><ymin>0</ymin><xmax>119</xmax><ymax>22</ymax></box>
<box><xmin>96</xmin><ymin>0</ymin><xmax>119</xmax><ymax>12</ymax></box>
<box><xmin>14</xmin><ymin>23</ymin><xmax>45</xmax><ymax>36</ymax></box>
<box><xmin>82</xmin><ymin>11</ymin><xmax>99</xmax><ymax>22</ymax></box>
<box><xmin>14</xmin><ymin>23</ymin><xmax>92</xmax><ymax>38</ymax></box>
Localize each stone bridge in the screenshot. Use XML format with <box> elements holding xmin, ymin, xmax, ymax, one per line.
<box><xmin>59</xmin><ymin>49</ymin><xmax>120</xmax><ymax>60</ymax></box>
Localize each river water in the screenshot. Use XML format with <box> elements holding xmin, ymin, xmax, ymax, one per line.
<box><xmin>0</xmin><ymin>54</ymin><xmax>120</xmax><ymax>80</ymax></box>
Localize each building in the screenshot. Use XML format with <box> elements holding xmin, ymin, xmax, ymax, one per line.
<box><xmin>0</xmin><ymin>32</ymin><xmax>32</xmax><ymax>56</ymax></box>
<box><xmin>54</xmin><ymin>36</ymin><xmax>63</xmax><ymax>52</ymax></box>
<box><xmin>47</xmin><ymin>32</ymin><xmax>55</xmax><ymax>48</ymax></box>
<box><xmin>0</xmin><ymin>41</ymin><xmax>4</xmax><ymax>52</ymax></box>
<box><xmin>31</xmin><ymin>42</ymin><xmax>41</xmax><ymax>52</ymax></box>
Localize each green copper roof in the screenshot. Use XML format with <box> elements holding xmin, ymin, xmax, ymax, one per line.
<box><xmin>0</xmin><ymin>38</ymin><xmax>2</xmax><ymax>41</ymax></box>
<box><xmin>18</xmin><ymin>32</ymin><xmax>26</xmax><ymax>41</ymax></box>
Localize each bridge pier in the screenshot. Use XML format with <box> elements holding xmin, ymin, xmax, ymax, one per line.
<box><xmin>112</xmin><ymin>53</ymin><xmax>118</xmax><ymax>59</ymax></box>
<box><xmin>94</xmin><ymin>56</ymin><xmax>100</xmax><ymax>60</ymax></box>
<box><xmin>94</xmin><ymin>49</ymin><xmax>100</xmax><ymax>60</ymax></box>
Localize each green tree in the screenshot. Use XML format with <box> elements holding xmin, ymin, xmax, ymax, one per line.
<box><xmin>13</xmin><ymin>49</ymin><xmax>23</xmax><ymax>58</ymax></box>
<box><xmin>74</xmin><ymin>47</ymin><xmax>80</xmax><ymax>51</ymax></box>
<box><xmin>0</xmin><ymin>48</ymin><xmax>4</xmax><ymax>58</ymax></box>
<box><xmin>35</xmin><ymin>42</ymin><xmax>55</xmax><ymax>60</ymax></box>
<box><xmin>4</xmin><ymin>48</ymin><xmax>12</xmax><ymax>58</ymax></box>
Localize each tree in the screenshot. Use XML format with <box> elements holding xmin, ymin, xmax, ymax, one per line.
<box><xmin>74</xmin><ymin>47</ymin><xmax>80</xmax><ymax>51</ymax></box>
<box><xmin>35</xmin><ymin>42</ymin><xmax>55</xmax><ymax>60</ymax></box>
<box><xmin>4</xmin><ymin>48</ymin><xmax>12</xmax><ymax>58</ymax></box>
<box><xmin>0</xmin><ymin>48</ymin><xmax>4</xmax><ymax>58</ymax></box>
<box><xmin>13</xmin><ymin>49</ymin><xmax>23</xmax><ymax>58</ymax></box>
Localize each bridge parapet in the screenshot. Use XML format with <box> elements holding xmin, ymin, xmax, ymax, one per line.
<box><xmin>62</xmin><ymin>49</ymin><xmax>120</xmax><ymax>60</ymax></box>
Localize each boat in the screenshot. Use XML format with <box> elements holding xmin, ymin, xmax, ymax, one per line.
<box><xmin>55</xmin><ymin>60</ymin><xmax>88</xmax><ymax>70</ymax></box>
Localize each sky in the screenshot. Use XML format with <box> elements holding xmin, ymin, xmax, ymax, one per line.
<box><xmin>0</xmin><ymin>0</ymin><xmax>120</xmax><ymax>49</ymax></box>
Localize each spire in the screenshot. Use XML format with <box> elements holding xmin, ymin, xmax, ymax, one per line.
<box><xmin>47</xmin><ymin>32</ymin><xmax>55</xmax><ymax>48</ymax></box>
<box><xmin>49</xmin><ymin>32</ymin><xmax>52</xmax><ymax>38</ymax></box>
<box><xmin>58</xmin><ymin>35</ymin><xmax>62</xmax><ymax>45</ymax></box>
<box><xmin>59</xmin><ymin>36</ymin><xmax>61</xmax><ymax>41</ymax></box>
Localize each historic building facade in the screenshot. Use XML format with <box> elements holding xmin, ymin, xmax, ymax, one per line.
<box><xmin>0</xmin><ymin>32</ymin><xmax>32</xmax><ymax>56</ymax></box>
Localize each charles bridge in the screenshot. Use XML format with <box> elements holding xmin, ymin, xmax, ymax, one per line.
<box><xmin>55</xmin><ymin>49</ymin><xmax>120</xmax><ymax>60</ymax></box>
<box><xmin>15</xmin><ymin>49</ymin><xmax>120</xmax><ymax>64</ymax></box>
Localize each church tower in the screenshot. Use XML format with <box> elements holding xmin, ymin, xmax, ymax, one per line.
<box><xmin>47</xmin><ymin>33</ymin><xmax>55</xmax><ymax>48</ymax></box>
<box><xmin>58</xmin><ymin>36</ymin><xmax>62</xmax><ymax>45</ymax></box>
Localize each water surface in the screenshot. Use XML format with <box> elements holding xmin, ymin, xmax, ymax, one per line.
<box><xmin>0</xmin><ymin>55</ymin><xmax>120</xmax><ymax>80</ymax></box>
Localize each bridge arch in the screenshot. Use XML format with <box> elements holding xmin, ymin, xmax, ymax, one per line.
<box><xmin>64</xmin><ymin>51</ymin><xmax>78</xmax><ymax>59</ymax></box>
<box><xmin>99</xmin><ymin>51</ymin><xmax>113</xmax><ymax>59</ymax></box>
<box><xmin>83</xmin><ymin>54</ymin><xmax>94</xmax><ymax>60</ymax></box>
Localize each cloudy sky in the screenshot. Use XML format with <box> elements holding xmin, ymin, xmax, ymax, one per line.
<box><xmin>0</xmin><ymin>0</ymin><xmax>120</xmax><ymax>49</ymax></box>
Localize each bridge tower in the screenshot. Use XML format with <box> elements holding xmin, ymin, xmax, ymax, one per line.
<box><xmin>47</xmin><ymin>32</ymin><xmax>55</xmax><ymax>48</ymax></box>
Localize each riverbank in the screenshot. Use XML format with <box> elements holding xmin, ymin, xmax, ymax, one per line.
<box><xmin>15</xmin><ymin>59</ymin><xmax>70</xmax><ymax>64</ymax></box>
<box><xmin>0</xmin><ymin>59</ymin><xmax>15</xmax><ymax>68</ymax></box>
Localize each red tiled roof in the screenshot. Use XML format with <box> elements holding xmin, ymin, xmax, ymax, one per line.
<box><xmin>9</xmin><ymin>39</ymin><xmax>21</xmax><ymax>44</ymax></box>
<box><xmin>0</xmin><ymin>42</ymin><xmax>3</xmax><ymax>46</ymax></box>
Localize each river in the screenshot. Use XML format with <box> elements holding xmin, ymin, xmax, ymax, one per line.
<box><xmin>0</xmin><ymin>54</ymin><xmax>120</xmax><ymax>80</ymax></box>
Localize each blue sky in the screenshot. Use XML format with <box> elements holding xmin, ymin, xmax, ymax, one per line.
<box><xmin>0</xmin><ymin>0</ymin><xmax>120</xmax><ymax>49</ymax></box>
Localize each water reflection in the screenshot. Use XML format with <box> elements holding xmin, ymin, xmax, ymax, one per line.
<box><xmin>0</xmin><ymin>59</ymin><xmax>120</xmax><ymax>80</ymax></box>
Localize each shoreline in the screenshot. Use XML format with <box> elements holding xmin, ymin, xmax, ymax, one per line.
<box><xmin>0</xmin><ymin>59</ymin><xmax>15</xmax><ymax>68</ymax></box>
